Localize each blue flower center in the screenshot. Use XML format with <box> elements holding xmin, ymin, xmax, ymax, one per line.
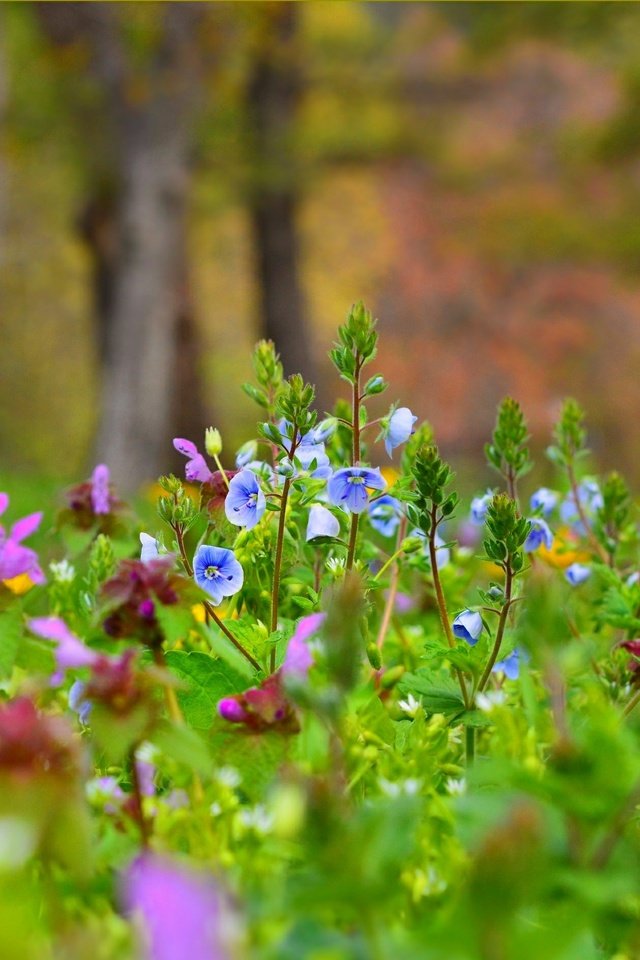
<box><xmin>348</xmin><ymin>476</ymin><xmax>365</xmax><ymax>485</ymax></box>
<box><xmin>204</xmin><ymin>565</ymin><xmax>220</xmax><ymax>580</ymax></box>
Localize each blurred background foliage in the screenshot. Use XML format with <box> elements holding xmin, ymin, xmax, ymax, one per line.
<box><xmin>3</xmin><ymin>1</ymin><xmax>640</xmax><ymax>490</ymax></box>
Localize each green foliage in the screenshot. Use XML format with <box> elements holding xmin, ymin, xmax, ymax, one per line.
<box><xmin>548</xmin><ymin>398</ymin><xmax>588</xmax><ymax>468</ymax></box>
<box><xmin>330</xmin><ymin>300</ymin><xmax>378</xmax><ymax>383</ymax></box>
<box><xmin>409</xmin><ymin>444</ymin><xmax>459</xmax><ymax>534</ymax></box>
<box><xmin>485</xmin><ymin>396</ymin><xmax>531</xmax><ymax>489</ymax></box>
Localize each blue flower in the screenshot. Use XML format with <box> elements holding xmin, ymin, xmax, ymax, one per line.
<box><xmin>412</xmin><ymin>528</ymin><xmax>451</xmax><ymax>568</ymax></box>
<box><xmin>306</xmin><ymin>504</ymin><xmax>340</xmax><ymax>541</ymax></box>
<box><xmin>492</xmin><ymin>649</ymin><xmax>521</xmax><ymax>680</ymax></box>
<box><xmin>452</xmin><ymin>609</ymin><xmax>483</xmax><ymax>645</ymax></box>
<box><xmin>382</xmin><ymin>407</ymin><xmax>417</xmax><ymax>457</ymax></box>
<box><xmin>524</xmin><ymin>518</ymin><xmax>553</xmax><ymax>553</ymax></box>
<box><xmin>327</xmin><ymin>467</ymin><xmax>386</xmax><ymax>514</ymax></box>
<box><xmin>565</xmin><ymin>562</ymin><xmax>591</xmax><ymax>587</ymax></box>
<box><xmin>68</xmin><ymin>680</ymin><xmax>92</xmax><ymax>725</ymax></box>
<box><xmin>368</xmin><ymin>495</ymin><xmax>402</xmax><ymax>537</ymax></box>
<box><xmin>224</xmin><ymin>469</ymin><xmax>266</xmax><ymax>530</ymax></box>
<box><xmin>278</xmin><ymin>420</ymin><xmax>330</xmax><ymax>475</ymax></box>
<box><xmin>470</xmin><ymin>490</ymin><xmax>494</xmax><ymax>525</ymax></box>
<box><xmin>560</xmin><ymin>480</ymin><xmax>603</xmax><ymax>532</ymax></box>
<box><xmin>235</xmin><ymin>440</ymin><xmax>258</xmax><ymax>468</ymax></box>
<box><xmin>140</xmin><ymin>533</ymin><xmax>159</xmax><ymax>563</ymax></box>
<box><xmin>530</xmin><ymin>487</ymin><xmax>558</xmax><ymax>516</ymax></box>
<box><xmin>193</xmin><ymin>545</ymin><xmax>244</xmax><ymax>605</ymax></box>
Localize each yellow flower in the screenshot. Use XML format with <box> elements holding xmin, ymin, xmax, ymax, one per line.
<box><xmin>3</xmin><ymin>573</ymin><xmax>35</xmax><ymax>595</ymax></box>
<box><xmin>538</xmin><ymin>527</ymin><xmax>589</xmax><ymax>570</ymax></box>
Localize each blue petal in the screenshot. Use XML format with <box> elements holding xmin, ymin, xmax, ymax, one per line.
<box><xmin>306</xmin><ymin>504</ymin><xmax>340</xmax><ymax>541</ymax></box>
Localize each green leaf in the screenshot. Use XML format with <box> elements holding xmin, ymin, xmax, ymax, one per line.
<box><xmin>400</xmin><ymin>670</ymin><xmax>465</xmax><ymax>714</ymax></box>
<box><xmin>164</xmin><ymin>650</ymin><xmax>248</xmax><ymax>730</ymax></box>
<box><xmin>152</xmin><ymin>720</ymin><xmax>212</xmax><ymax>776</ymax></box>
<box><xmin>0</xmin><ymin>607</ymin><xmax>24</xmax><ymax>679</ymax></box>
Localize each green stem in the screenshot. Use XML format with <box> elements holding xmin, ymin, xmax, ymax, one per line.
<box><xmin>428</xmin><ymin>506</ymin><xmax>470</xmax><ymax>710</ymax></box>
<box><xmin>567</xmin><ymin>461</ymin><xmax>607</xmax><ymax>562</ymax></box>
<box><xmin>477</xmin><ymin>563</ymin><xmax>513</xmax><ymax>694</ymax></box>
<box><xmin>623</xmin><ymin>686</ymin><xmax>640</xmax><ymax>719</ymax></box>
<box><xmin>270</xmin><ymin>470</ymin><xmax>295</xmax><ymax>671</ymax></box>
<box><xmin>346</xmin><ymin>356</ymin><xmax>362</xmax><ymax>572</ymax></box>
<box><xmin>375</xmin><ymin>516</ymin><xmax>408</xmax><ymax>652</ymax></box>
<box><xmin>213</xmin><ymin>454</ymin><xmax>229</xmax><ymax>489</ymax></box>
<box><xmin>465</xmin><ymin>725</ymin><xmax>475</xmax><ymax>768</ymax></box>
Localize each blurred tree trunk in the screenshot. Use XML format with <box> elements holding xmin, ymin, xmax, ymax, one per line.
<box><xmin>0</xmin><ymin>6</ymin><xmax>7</xmax><ymax>270</ymax></box>
<box><xmin>36</xmin><ymin>3</ymin><xmax>207</xmax><ymax>489</ymax></box>
<box><xmin>246</xmin><ymin>3</ymin><xmax>317</xmax><ymax>389</ymax></box>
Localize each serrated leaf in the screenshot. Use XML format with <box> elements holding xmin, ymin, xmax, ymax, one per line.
<box><xmin>165</xmin><ymin>650</ymin><xmax>248</xmax><ymax>730</ymax></box>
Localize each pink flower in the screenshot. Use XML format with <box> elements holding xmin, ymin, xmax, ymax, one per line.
<box><xmin>173</xmin><ymin>438</ymin><xmax>214</xmax><ymax>484</ymax></box>
<box><xmin>0</xmin><ymin>494</ymin><xmax>44</xmax><ymax>584</ymax></box>
<box><xmin>28</xmin><ymin>616</ymin><xmax>101</xmax><ymax>683</ymax></box>
<box><xmin>281</xmin><ymin>613</ymin><xmax>325</xmax><ymax>678</ymax></box>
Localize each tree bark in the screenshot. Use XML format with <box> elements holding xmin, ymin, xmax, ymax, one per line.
<box><xmin>246</xmin><ymin>3</ymin><xmax>316</xmax><ymax>389</ymax></box>
<box><xmin>36</xmin><ymin>2</ymin><xmax>207</xmax><ymax>489</ymax></box>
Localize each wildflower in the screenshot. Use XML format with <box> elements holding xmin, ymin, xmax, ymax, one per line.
<box><xmin>224</xmin><ymin>470</ymin><xmax>266</xmax><ymax>530</ymax></box>
<box><xmin>328</xmin><ymin>466</ymin><xmax>386</xmax><ymax>514</ymax></box>
<box><xmin>193</xmin><ymin>545</ymin><xmax>244</xmax><ymax>606</ymax></box>
<box><xmin>0</xmin><ymin>697</ymin><xmax>80</xmax><ymax>781</ymax></box>
<box><xmin>530</xmin><ymin>487</ymin><xmax>558</xmax><ymax>516</ymax></box>
<box><xmin>68</xmin><ymin>680</ymin><xmax>92</xmax><ymax>724</ymax></box>
<box><xmin>235</xmin><ymin>441</ymin><xmax>258</xmax><ymax>468</ymax></box>
<box><xmin>492</xmin><ymin>649</ymin><xmax>521</xmax><ymax>680</ymax></box>
<box><xmin>237</xmin><ymin>804</ymin><xmax>273</xmax><ymax>834</ymax></box>
<box><xmin>413</xmin><ymin>529</ymin><xmax>450</xmax><ymax>568</ymax></box>
<box><xmin>91</xmin><ymin>464</ymin><xmax>111</xmax><ymax>515</ymax></box>
<box><xmin>368</xmin><ymin>495</ymin><xmax>402</xmax><ymax>537</ymax></box>
<box><xmin>524</xmin><ymin>518</ymin><xmax>553</xmax><ymax>553</ymax></box>
<box><xmin>49</xmin><ymin>559</ymin><xmax>75</xmax><ymax>583</ymax></box>
<box><xmin>122</xmin><ymin>854</ymin><xmax>230</xmax><ymax>960</ymax></box>
<box><xmin>28</xmin><ymin>616</ymin><xmax>102</xmax><ymax>681</ymax></box>
<box><xmin>278</xmin><ymin>420</ymin><xmax>330</xmax><ymax>475</ymax></box>
<box><xmin>140</xmin><ymin>533</ymin><xmax>159</xmax><ymax>563</ymax></box>
<box><xmin>172</xmin><ymin>437</ymin><xmax>214</xmax><ymax>484</ymax></box>
<box><xmin>452</xmin><ymin>610</ymin><xmax>483</xmax><ymax>646</ymax></box>
<box><xmin>475</xmin><ymin>690</ymin><xmax>507</xmax><ymax>712</ymax></box>
<box><xmin>382</xmin><ymin>407</ymin><xmax>417</xmax><ymax>457</ymax></box>
<box><xmin>445</xmin><ymin>778</ymin><xmax>466</xmax><ymax>796</ymax></box>
<box><xmin>282</xmin><ymin>613</ymin><xmax>325</xmax><ymax>678</ymax></box>
<box><xmin>470</xmin><ymin>490</ymin><xmax>493</xmax><ymax>525</ymax></box>
<box><xmin>398</xmin><ymin>693</ymin><xmax>422</xmax><ymax>718</ymax></box>
<box><xmin>86</xmin><ymin>776</ymin><xmax>126</xmax><ymax>813</ymax></box>
<box><xmin>101</xmin><ymin>557</ymin><xmax>184</xmax><ymax>646</ymax></box>
<box><xmin>560</xmin><ymin>479</ymin><xmax>603</xmax><ymax>530</ymax></box>
<box><xmin>565</xmin><ymin>562</ymin><xmax>591</xmax><ymax>586</ymax></box>
<box><xmin>0</xmin><ymin>494</ymin><xmax>45</xmax><ymax>585</ymax></box>
<box><xmin>306</xmin><ymin>504</ymin><xmax>340</xmax><ymax>541</ymax></box>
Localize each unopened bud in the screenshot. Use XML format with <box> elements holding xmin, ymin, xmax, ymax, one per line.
<box><xmin>205</xmin><ymin>427</ymin><xmax>222</xmax><ymax>457</ymax></box>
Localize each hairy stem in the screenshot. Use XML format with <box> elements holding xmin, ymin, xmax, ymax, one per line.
<box><xmin>346</xmin><ymin>357</ymin><xmax>362</xmax><ymax>572</ymax></box>
<box><xmin>477</xmin><ymin>563</ymin><xmax>513</xmax><ymax>694</ymax></box>
<box><xmin>270</xmin><ymin>475</ymin><xmax>292</xmax><ymax>670</ymax></box>
<box><xmin>375</xmin><ymin>516</ymin><xmax>408</xmax><ymax>652</ymax></box>
<box><xmin>428</xmin><ymin>507</ymin><xmax>470</xmax><ymax>710</ymax></box>
<box><xmin>567</xmin><ymin>461</ymin><xmax>607</xmax><ymax>563</ymax></box>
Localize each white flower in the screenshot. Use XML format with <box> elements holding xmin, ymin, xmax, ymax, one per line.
<box><xmin>475</xmin><ymin>690</ymin><xmax>507</xmax><ymax>713</ymax></box>
<box><xmin>215</xmin><ymin>766</ymin><xmax>241</xmax><ymax>789</ymax></box>
<box><xmin>398</xmin><ymin>693</ymin><xmax>422</xmax><ymax>718</ymax></box>
<box><xmin>49</xmin><ymin>559</ymin><xmax>75</xmax><ymax>583</ymax></box>
<box><xmin>445</xmin><ymin>777</ymin><xmax>466</xmax><ymax>796</ymax></box>
<box><xmin>379</xmin><ymin>778</ymin><xmax>422</xmax><ymax>798</ymax></box>
<box><xmin>238</xmin><ymin>804</ymin><xmax>273</xmax><ymax>834</ymax></box>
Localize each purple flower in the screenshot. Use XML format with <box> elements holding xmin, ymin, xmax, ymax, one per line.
<box><xmin>368</xmin><ymin>495</ymin><xmax>402</xmax><ymax>538</ymax></box>
<box><xmin>452</xmin><ymin>610</ymin><xmax>483</xmax><ymax>646</ymax></box>
<box><xmin>565</xmin><ymin>562</ymin><xmax>591</xmax><ymax>586</ymax></box>
<box><xmin>122</xmin><ymin>854</ymin><xmax>229</xmax><ymax>960</ymax></box>
<box><xmin>68</xmin><ymin>680</ymin><xmax>92</xmax><ymax>724</ymax></box>
<box><xmin>328</xmin><ymin>467</ymin><xmax>386</xmax><ymax>514</ymax></box>
<box><xmin>28</xmin><ymin>616</ymin><xmax>101</xmax><ymax>682</ymax></box>
<box><xmin>218</xmin><ymin>698</ymin><xmax>248</xmax><ymax>722</ymax></box>
<box><xmin>0</xmin><ymin>494</ymin><xmax>45</xmax><ymax>584</ymax></box>
<box><xmin>382</xmin><ymin>407</ymin><xmax>417</xmax><ymax>457</ymax></box>
<box><xmin>193</xmin><ymin>545</ymin><xmax>244</xmax><ymax>606</ymax></box>
<box><xmin>91</xmin><ymin>464</ymin><xmax>111</xmax><ymax>515</ymax></box>
<box><xmin>173</xmin><ymin>438</ymin><xmax>214</xmax><ymax>484</ymax></box>
<box><xmin>224</xmin><ymin>469</ymin><xmax>266</xmax><ymax>530</ymax></box>
<box><xmin>492</xmin><ymin>649</ymin><xmax>521</xmax><ymax>680</ymax></box>
<box><xmin>306</xmin><ymin>504</ymin><xmax>340</xmax><ymax>541</ymax></box>
<box><xmin>524</xmin><ymin>518</ymin><xmax>553</xmax><ymax>553</ymax></box>
<box><xmin>140</xmin><ymin>533</ymin><xmax>159</xmax><ymax>563</ymax></box>
<box><xmin>530</xmin><ymin>488</ymin><xmax>558</xmax><ymax>516</ymax></box>
<box><xmin>470</xmin><ymin>490</ymin><xmax>493</xmax><ymax>525</ymax></box>
<box><xmin>282</xmin><ymin>612</ymin><xmax>325</xmax><ymax>678</ymax></box>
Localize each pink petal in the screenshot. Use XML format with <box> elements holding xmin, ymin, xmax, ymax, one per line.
<box><xmin>10</xmin><ymin>511</ymin><xmax>42</xmax><ymax>544</ymax></box>
<box><xmin>0</xmin><ymin>493</ymin><xmax>8</xmax><ymax>517</ymax></box>
<box><xmin>173</xmin><ymin>438</ymin><xmax>198</xmax><ymax>458</ymax></box>
<box><xmin>185</xmin><ymin>455</ymin><xmax>213</xmax><ymax>484</ymax></box>
<box><xmin>0</xmin><ymin>541</ymin><xmax>39</xmax><ymax>580</ymax></box>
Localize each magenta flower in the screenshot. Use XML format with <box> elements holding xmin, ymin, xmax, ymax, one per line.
<box><xmin>123</xmin><ymin>854</ymin><xmax>230</xmax><ymax>960</ymax></box>
<box><xmin>91</xmin><ymin>464</ymin><xmax>111</xmax><ymax>515</ymax></box>
<box><xmin>173</xmin><ymin>438</ymin><xmax>214</xmax><ymax>484</ymax></box>
<box><xmin>0</xmin><ymin>494</ymin><xmax>45</xmax><ymax>584</ymax></box>
<box><xmin>282</xmin><ymin>612</ymin><xmax>325</xmax><ymax>678</ymax></box>
<box><xmin>28</xmin><ymin>616</ymin><xmax>102</xmax><ymax>683</ymax></box>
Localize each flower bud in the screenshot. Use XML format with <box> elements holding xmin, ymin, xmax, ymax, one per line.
<box><xmin>205</xmin><ymin>427</ymin><xmax>222</xmax><ymax>457</ymax></box>
<box><xmin>401</xmin><ymin>536</ymin><xmax>423</xmax><ymax>555</ymax></box>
